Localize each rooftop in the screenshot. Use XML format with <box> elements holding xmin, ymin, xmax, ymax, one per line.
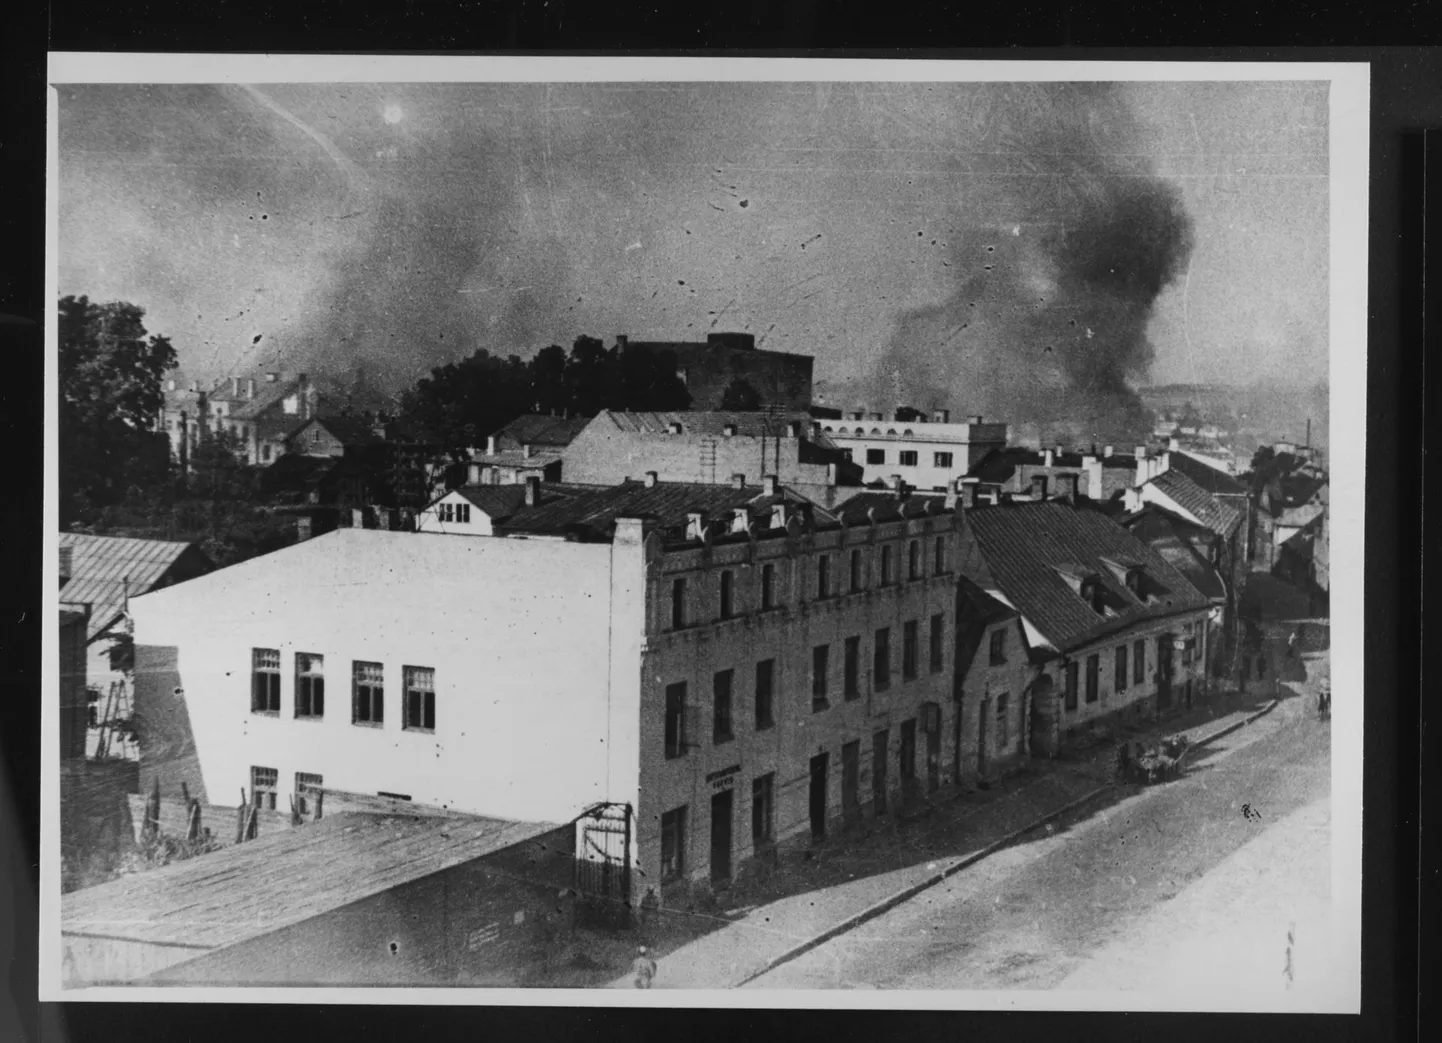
<box><xmin>58</xmin><ymin>533</ymin><xmax>211</xmax><ymax>640</ymax></box>
<box><xmin>1168</xmin><ymin>450</ymin><xmax>1249</xmax><ymax>497</ymax></box>
<box><xmin>492</xmin><ymin>414</ymin><xmax>591</xmax><ymax>449</ymax></box>
<box><xmin>590</xmin><ymin>409</ymin><xmax>822</xmax><ymax>439</ymax></box>
<box><xmin>965</xmin><ymin>500</ymin><xmax>1212</xmax><ymax>652</ymax></box>
<box><xmin>61</xmin><ymin>811</ymin><xmax>556</xmax><ymax>955</ymax></box>
<box><xmin>1148</xmin><ymin>468</ymin><xmax>1243</xmax><ymax>540</ymax></box>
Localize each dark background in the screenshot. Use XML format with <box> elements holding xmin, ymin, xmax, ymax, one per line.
<box><xmin>2</xmin><ymin>5</ymin><xmax>1434</xmax><ymax>1041</ymax></box>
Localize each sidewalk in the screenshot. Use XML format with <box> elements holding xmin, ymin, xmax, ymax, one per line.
<box><xmin>609</xmin><ymin>692</ymin><xmax>1282</xmax><ymax>989</ymax></box>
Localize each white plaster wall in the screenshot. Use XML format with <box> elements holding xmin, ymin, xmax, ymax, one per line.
<box><xmin>414</xmin><ymin>491</ymin><xmax>497</xmax><ymax>536</ymax></box>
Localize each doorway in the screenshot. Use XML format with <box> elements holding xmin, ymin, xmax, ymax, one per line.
<box><xmin>1157</xmin><ymin>636</ymin><xmax>1174</xmax><ymax>709</ymax></box>
<box><xmin>977</xmin><ymin>696</ymin><xmax>991</xmax><ymax>777</ymax></box>
<box><xmin>809</xmin><ymin>753</ymin><xmax>828</xmax><ymax>842</ymax></box>
<box><xmin>709</xmin><ymin>789</ymin><xmax>732</xmax><ymax>884</ymax></box>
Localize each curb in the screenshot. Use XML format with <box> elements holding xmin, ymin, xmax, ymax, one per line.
<box><xmin>729</xmin><ymin>700</ymin><xmax>1279</xmax><ymax>989</ymax></box>
<box><xmin>731</xmin><ymin>782</ymin><xmax>1115</xmax><ymax>988</ymax></box>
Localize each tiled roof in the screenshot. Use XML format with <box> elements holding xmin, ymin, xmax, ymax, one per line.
<box><xmin>1121</xmin><ymin>508</ymin><xmax>1226</xmax><ymax>602</ymax></box>
<box><xmin>58</xmin><ymin>533</ymin><xmax>211</xmax><ymax>640</ymax></box>
<box><xmin>832</xmin><ymin>491</ymin><xmax>951</xmax><ymax>526</ymax></box>
<box><xmin>964</xmin><ymin>501</ymin><xmax>1212</xmax><ymax>653</ymax></box>
<box><xmin>1169</xmin><ymin>450</ymin><xmax>1249</xmax><ymax>497</ymax></box>
<box><xmin>1148</xmin><ymin>469</ymin><xmax>1242</xmax><ymax>539</ymax></box>
<box><xmin>493</xmin><ymin>414</ymin><xmax>590</xmax><ymax>448</ymax></box>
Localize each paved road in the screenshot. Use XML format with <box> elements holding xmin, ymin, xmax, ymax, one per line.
<box><xmin>745</xmin><ymin>692</ymin><xmax>1330</xmax><ymax>990</ymax></box>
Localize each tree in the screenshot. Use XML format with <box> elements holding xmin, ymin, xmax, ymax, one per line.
<box><xmin>58</xmin><ymin>296</ymin><xmax>178</xmax><ymax>523</ymax></box>
<box><xmin>719</xmin><ymin>377</ymin><xmax>762</xmax><ymax>411</ymax></box>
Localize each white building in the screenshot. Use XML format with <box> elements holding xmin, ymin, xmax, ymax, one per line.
<box><xmin>818</xmin><ymin>410</ymin><xmax>1008</xmax><ymax>491</ymax></box>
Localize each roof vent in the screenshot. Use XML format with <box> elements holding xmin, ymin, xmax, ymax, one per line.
<box><xmin>731</xmin><ymin>473</ymin><xmax>746</xmax><ymax>489</ymax></box>
<box><xmin>730</xmin><ymin>507</ymin><xmax>751</xmax><ymax>534</ymax></box>
<box><xmin>668</xmin><ymin>421</ymin><xmax>683</xmax><ymax>435</ymax></box>
<box><xmin>644</xmin><ymin>471</ymin><xmax>659</xmax><ymax>488</ymax></box>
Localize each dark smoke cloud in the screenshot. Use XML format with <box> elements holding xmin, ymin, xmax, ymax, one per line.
<box><xmin>872</xmin><ymin>83</ymin><xmax>1195</xmax><ymax>446</ymax></box>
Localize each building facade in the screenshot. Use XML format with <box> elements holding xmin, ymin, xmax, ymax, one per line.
<box><xmin>820</xmin><ymin>411</ymin><xmax>1009</xmax><ymax>491</ymax></box>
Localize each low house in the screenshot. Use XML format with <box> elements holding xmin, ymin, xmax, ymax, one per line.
<box><xmin>462</xmin><ymin>414</ymin><xmax>590</xmax><ymax>486</ymax></box>
<box><xmin>967</xmin><ymin>444</ymin><xmax>1140</xmax><ymax>506</ymax></box>
<box><xmin>61</xmin><ymin>811</ymin><xmax>574</xmax><ymax>986</ymax></box>
<box><xmin>955</xmin><ymin>493</ymin><xmax>1215</xmax><ymax>755</ymax></box>
<box><xmin>285</xmin><ymin>416</ymin><xmax>385</xmax><ymax>460</ymax></box>
<box><xmin>950</xmin><ymin>577</ymin><xmax>1042</xmax><ymax>783</ymax></box>
<box><xmin>820</xmin><ymin>410</ymin><xmax>1008</xmax><ymax>491</ymax></box>
<box><xmin>560</xmin><ymin>410</ymin><xmax>861</xmax><ymax>504</ymax></box>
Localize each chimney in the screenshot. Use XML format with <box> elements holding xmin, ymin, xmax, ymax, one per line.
<box><xmin>722</xmin><ymin>423</ymin><xmax>737</xmax><ymax>437</ymax></box>
<box><xmin>785</xmin><ymin>421</ymin><xmax>801</xmax><ymax>437</ymax></box>
<box><xmin>59</xmin><ymin>546</ymin><xmax>72</xmax><ymax>587</ymax></box>
<box><xmin>525</xmin><ymin>475</ymin><xmax>541</xmax><ymax>506</ymax></box>
<box><xmin>230</xmin><ymin>376</ymin><xmax>242</xmax><ymax>397</ymax></box>
<box><xmin>1056</xmin><ymin>473</ymin><xmax>1079</xmax><ymax>502</ymax></box>
<box><xmin>1168</xmin><ymin>437</ymin><xmax>1180</xmax><ymax>452</ymax></box>
<box><xmin>892</xmin><ymin>409</ymin><xmax>907</xmax><ymax>423</ymax></box>
<box><xmin>686</xmin><ymin>512</ymin><xmax>707</xmax><ymax>541</ymax></box>
<box><xmin>887</xmin><ymin>474</ymin><xmax>903</xmax><ymax>493</ymax></box>
<box><xmin>522</xmin><ymin>443</ymin><xmax>533</xmax><ymax>459</ymax></box>
<box><xmin>826</xmin><ymin>462</ymin><xmax>838</xmax><ymax>485</ymax></box>
<box><xmin>1136</xmin><ymin>445</ymin><xmax>1148</xmax><ymax>460</ymax></box>
<box><xmin>468</xmin><ymin>462</ymin><xmax>482</xmax><ymax>485</ymax></box>
<box><xmin>1043</xmin><ymin>449</ymin><xmax>1054</xmax><ymax>468</ymax></box>
<box><xmin>486</xmin><ymin>435</ymin><xmax>497</xmax><ymax>456</ymax></box>
<box><xmin>246</xmin><ymin>378</ymin><xmax>257</xmax><ymax>399</ymax></box>
<box><xmin>352</xmin><ymin>507</ymin><xmax>366</xmax><ymax>529</ymax></box>
<box><xmin>959</xmin><ymin>477</ymin><xmax>980</xmax><ymax>509</ymax></box>
<box><xmin>644</xmin><ymin>471</ymin><xmax>659</xmax><ymax>488</ymax></box>
<box><xmin>763</xmin><ymin>474</ymin><xmax>779</xmax><ymax>496</ymax></box>
<box><xmin>932</xmin><ymin>409</ymin><xmax>951</xmax><ymax>424</ymax></box>
<box><xmin>296</xmin><ymin>517</ymin><xmax>312</xmax><ymax>542</ymax></box>
<box><xmin>731</xmin><ymin>473</ymin><xmax>746</xmax><ymax>489</ymax></box>
<box><xmin>668</xmin><ymin>421</ymin><xmax>683</xmax><ymax>435</ymax></box>
<box><xmin>730</xmin><ymin>507</ymin><xmax>751</xmax><ymax>533</ymax></box>
<box><xmin>616</xmin><ymin>335</ymin><xmax>628</xmax><ymax>350</ymax></box>
<box><xmin>1031</xmin><ymin>475</ymin><xmax>1049</xmax><ymax>500</ymax></box>
<box><xmin>1104</xmin><ymin>445</ymin><xmax>1114</xmax><ymax>458</ymax></box>
<box><xmin>1054</xmin><ymin>444</ymin><xmax>1065</xmax><ymax>458</ymax></box>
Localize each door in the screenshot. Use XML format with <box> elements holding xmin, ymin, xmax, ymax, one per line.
<box><xmin>900</xmin><ymin>719</ymin><xmax>918</xmax><ymax>798</ymax></box>
<box><xmin>710</xmin><ymin>789</ymin><xmax>732</xmax><ymax>884</ymax></box>
<box><xmin>842</xmin><ymin>741</ymin><xmax>861</xmax><ymax>824</ymax></box>
<box><xmin>977</xmin><ymin>697</ymin><xmax>991</xmax><ymax>776</ymax></box>
<box><xmin>872</xmin><ymin>731</ymin><xmax>889</xmax><ymax>814</ymax></box>
<box><xmin>809</xmin><ymin>753</ymin><xmax>828</xmax><ymax>841</ymax></box>
<box><xmin>1157</xmin><ymin>636</ymin><xmax>1173</xmax><ymax>708</ymax></box>
<box><xmin>926</xmin><ymin>718</ymin><xmax>941</xmax><ymax>793</ymax></box>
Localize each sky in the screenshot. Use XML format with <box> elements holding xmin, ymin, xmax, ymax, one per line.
<box><xmin>56</xmin><ymin>79</ymin><xmax>1329</xmax><ymax>413</ymax></box>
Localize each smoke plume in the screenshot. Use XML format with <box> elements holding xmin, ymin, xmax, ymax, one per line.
<box><xmin>872</xmin><ymin>84</ymin><xmax>1195</xmax><ymax>446</ymax></box>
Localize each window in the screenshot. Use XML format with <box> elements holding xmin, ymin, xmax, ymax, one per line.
<box><xmin>378</xmin><ymin>791</ymin><xmax>412</xmax><ymax>802</ymax></box>
<box><xmin>312</xmin><ymin>427</ymin><xmax>322</xmax><ymax>443</ymax></box>
<box><xmin>403</xmin><ymin>666</ymin><xmax>436</xmax><ymax>731</ymax></box>
<box><xmin>874</xmin><ymin>627</ymin><xmax>891</xmax><ymax>690</ymax></box>
<box><xmin>353</xmin><ymin>661</ymin><xmax>384</xmax><ymax>725</ymax></box>
<box><xmin>1085</xmin><ymin>654</ymin><xmax>1100</xmax><ymax>703</ymax></box>
<box><xmin>294</xmin><ymin>772</ymin><xmax>323</xmax><ymax>815</ymax></box>
<box><xmin>900</xmin><ymin>720</ymin><xmax>917</xmax><ymax>782</ymax></box>
<box><xmin>252</xmin><ymin>648</ymin><xmax>281</xmax><ymax>714</ymax></box>
<box><xmin>842</xmin><ymin>740</ymin><xmax>861</xmax><ymax>821</ymax></box>
<box><xmin>899</xmin><ymin>450</ymin><xmax>919</xmax><ymax>467</ymax></box>
<box><xmin>816</xmin><ymin>555</ymin><xmax>831</xmax><ymax>599</ymax></box>
<box><xmin>844</xmin><ymin>636</ymin><xmax>861</xmax><ymax>699</ymax></box>
<box><xmin>719</xmin><ymin>570</ymin><xmax>735</xmax><ymax>619</ymax></box>
<box><xmin>760</xmin><ymin>564</ymin><xmax>775</xmax><ymax>610</ymax></box>
<box><xmin>1134</xmin><ymin>639</ymin><xmax>1146</xmax><ymax>684</ymax></box>
<box><xmin>752</xmin><ymin>775</ymin><xmax>775</xmax><ymax>847</ymax></box>
<box><xmin>934</xmin><ymin>451</ymin><xmax>954</xmax><ymax>468</ymax></box>
<box><xmin>261</xmin><ymin>443</ymin><xmax>271</xmax><ymax>462</ymax></box>
<box><xmin>903</xmin><ymin>620</ymin><xmax>919</xmax><ymax>680</ymax></box>
<box><xmin>881</xmin><ymin>545</ymin><xmax>893</xmax><ymax>584</ymax></box>
<box><xmin>849</xmin><ymin>549</ymin><xmax>863</xmax><ymax>592</ymax></box>
<box><xmin>1115</xmin><ymin>645</ymin><xmax>1129</xmax><ymax>692</ymax></box>
<box><xmin>295</xmin><ymin>653</ymin><xmax>324</xmax><ymax>718</ymax></box>
<box><xmin>251</xmin><ymin>766</ymin><xmax>278</xmax><ymax>810</ymax></box>
<box><xmin>934</xmin><ymin>536</ymin><xmax>946</xmax><ymax>574</ymax></box>
<box><xmin>1065</xmin><ymin>661</ymin><xmax>1079</xmax><ymax>711</ymax></box>
<box><xmin>872</xmin><ymin>730</ymin><xmax>889</xmax><ymax>814</ymax></box>
<box><xmin>907</xmin><ymin>541</ymin><xmax>920</xmax><ymax>580</ymax></box>
<box><xmin>1083</xmin><ymin>579</ymin><xmax>1106</xmax><ymax>615</ymax></box>
<box><xmin>457</xmin><ymin>503</ymin><xmax>471</xmax><ymax>524</ymax></box>
<box><xmin>671</xmin><ymin>577</ymin><xmax>688</xmax><ymax>629</ymax></box>
<box><xmin>996</xmin><ymin>694</ymin><xmax>1010</xmax><ymax>748</ymax></box>
<box><xmin>660</xmin><ymin>807</ymin><xmax>687</xmax><ymax>881</ymax></box>
<box><xmin>811</xmin><ymin>644</ymin><xmax>830</xmax><ymax>710</ymax></box>
<box><xmin>989</xmin><ymin>628</ymin><xmax>1007</xmax><ymax>666</ymax></box>
<box><xmin>713</xmin><ymin>670</ymin><xmax>734</xmax><ymax>743</ymax></box>
<box><xmin>930</xmin><ymin>614</ymin><xmax>945</xmax><ymax>673</ymax></box>
<box><xmin>665</xmin><ymin>682</ymin><xmax>688</xmax><ymax>758</ymax></box>
<box><xmin>755</xmin><ymin>660</ymin><xmax>775</xmax><ymax>730</ymax></box>
<box><xmin>866</xmin><ymin>448</ymin><xmax>885</xmax><ymax>465</ymax></box>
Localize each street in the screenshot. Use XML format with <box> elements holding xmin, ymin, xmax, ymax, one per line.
<box><xmin>745</xmin><ymin>678</ymin><xmax>1329</xmax><ymax>990</ymax></box>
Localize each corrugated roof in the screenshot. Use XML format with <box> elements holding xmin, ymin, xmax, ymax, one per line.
<box><xmin>61</xmin><ymin>811</ymin><xmax>556</xmax><ymax>955</ymax></box>
<box><xmin>1148</xmin><ymin>469</ymin><xmax>1243</xmax><ymax>539</ymax></box>
<box><xmin>58</xmin><ymin>533</ymin><xmax>210</xmax><ymax>640</ymax></box>
<box><xmin>965</xmin><ymin>501</ymin><xmax>1212</xmax><ymax>653</ymax></box>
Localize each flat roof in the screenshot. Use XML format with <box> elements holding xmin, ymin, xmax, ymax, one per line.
<box><xmin>61</xmin><ymin>811</ymin><xmax>558</xmax><ymax>954</ymax></box>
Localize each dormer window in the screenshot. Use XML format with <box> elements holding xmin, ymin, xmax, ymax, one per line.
<box><xmin>1080</xmin><ymin>578</ymin><xmax>1106</xmax><ymax>615</ymax></box>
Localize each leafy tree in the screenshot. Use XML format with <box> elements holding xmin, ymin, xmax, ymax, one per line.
<box><xmin>186</xmin><ymin>429</ymin><xmax>253</xmax><ymax>501</ymax></box>
<box><xmin>58</xmin><ymin>296</ymin><xmax>178</xmax><ymax>523</ymax></box>
<box><xmin>531</xmin><ymin>344</ymin><xmax>569</xmax><ymax>415</ymax></box>
<box><xmin>719</xmin><ymin>377</ymin><xmax>762</xmax><ymax>411</ymax></box>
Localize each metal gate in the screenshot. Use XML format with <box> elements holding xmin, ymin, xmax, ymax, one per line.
<box><xmin>574</xmin><ymin>803</ymin><xmax>633</xmax><ymax>927</ymax></box>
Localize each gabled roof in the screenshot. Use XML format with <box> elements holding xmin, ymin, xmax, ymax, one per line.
<box><xmin>1148</xmin><ymin>469</ymin><xmax>1243</xmax><ymax>540</ymax></box>
<box><xmin>467</xmin><ymin>448</ymin><xmax>566</xmax><ymax>469</ymax></box>
<box><xmin>293</xmin><ymin>415</ymin><xmax>384</xmax><ymax>448</ymax></box>
<box><xmin>493</xmin><ymin>414</ymin><xmax>591</xmax><ymax>449</ymax></box>
<box><xmin>1168</xmin><ymin>450</ymin><xmax>1249</xmax><ymax>497</ymax></box>
<box><xmin>964</xmin><ymin>501</ymin><xmax>1211</xmax><ymax>653</ymax></box>
<box><xmin>953</xmin><ymin>576</ymin><xmax>1024</xmax><ymax>681</ymax></box>
<box><xmin>58</xmin><ymin>533</ymin><xmax>212</xmax><ymax>640</ymax></box>
<box><xmin>1120</xmin><ymin>508</ymin><xmax>1226</xmax><ymax>602</ymax></box>
<box><xmin>445</xmin><ymin>484</ymin><xmax>529</xmax><ymax>518</ymax></box>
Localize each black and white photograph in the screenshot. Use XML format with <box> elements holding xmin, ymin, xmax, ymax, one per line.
<box><xmin>42</xmin><ymin>56</ymin><xmax>1366</xmax><ymax>1009</ymax></box>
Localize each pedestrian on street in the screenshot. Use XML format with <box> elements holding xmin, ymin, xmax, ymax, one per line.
<box><xmin>631</xmin><ymin>945</ymin><xmax>658</xmax><ymax>989</ymax></box>
<box><xmin>1287</xmin><ymin>629</ymin><xmax>1299</xmax><ymax>658</ymax></box>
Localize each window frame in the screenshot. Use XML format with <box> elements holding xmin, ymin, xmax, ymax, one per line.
<box><xmin>880</xmin><ymin>545</ymin><xmax>893</xmax><ymax>585</ymax></box>
<box><xmin>843</xmin><ymin>635</ymin><xmax>861</xmax><ymax>699</ymax></box>
<box><xmin>874</xmin><ymin>627</ymin><xmax>892</xmax><ymax>691</ymax></box>
<box><xmin>996</xmin><ymin>693</ymin><xmax>1010</xmax><ymax>748</ymax></box>
<box><xmin>908</xmin><ymin>540</ymin><xmax>921</xmax><ymax>580</ymax></box>
<box><xmin>352</xmin><ymin>660</ymin><xmax>385</xmax><ymax>726</ymax></box>
<box><xmin>1115</xmin><ymin>645</ymin><xmax>1129</xmax><ymax>692</ymax></box>
<box><xmin>933</xmin><ymin>451</ymin><xmax>954</xmax><ymax>469</ymax></box>
<box><xmin>251</xmin><ymin>648</ymin><xmax>281</xmax><ymax>715</ymax></box>
<box><xmin>402</xmin><ymin>665</ymin><xmax>436</xmax><ymax>732</ymax></box>
<box><xmin>760</xmin><ymin>563</ymin><xmax>775</xmax><ymax>611</ymax></box>
<box><xmin>929</xmin><ymin>613</ymin><xmax>945</xmax><ymax>673</ymax></box>
<box><xmin>989</xmin><ymin>628</ymin><xmax>1007</xmax><ymax>666</ymax></box>
<box><xmin>754</xmin><ymin>659</ymin><xmax>775</xmax><ymax>730</ymax></box>
<box><xmin>1065</xmin><ymin>661</ymin><xmax>1079</xmax><ymax>711</ymax></box>
<box><xmin>294</xmin><ymin>652</ymin><xmax>325</xmax><ymax>720</ymax></box>
<box><xmin>866</xmin><ymin>447</ymin><xmax>885</xmax><ymax>465</ymax></box>
<box><xmin>665</xmin><ymin>681</ymin><xmax>688</xmax><ymax>759</ymax></box>
<box><xmin>250</xmin><ymin>766</ymin><xmax>278</xmax><ymax>810</ymax></box>
<box><xmin>902</xmin><ymin>619</ymin><xmax>919</xmax><ymax>680</ymax></box>
<box><xmin>712</xmin><ymin>669</ymin><xmax>734</xmax><ymax>744</ymax></box>
<box><xmin>671</xmin><ymin>576</ymin><xmax>688</xmax><ymax>629</ymax></box>
<box><xmin>660</xmin><ymin>806</ymin><xmax>687</xmax><ymax>881</ymax></box>
<box><xmin>719</xmin><ymin>569</ymin><xmax>735</xmax><ymax>620</ymax></box>
<box><xmin>816</xmin><ymin>554</ymin><xmax>831</xmax><ymax>599</ymax></box>
<box><xmin>849</xmin><ymin>548</ymin><xmax>863</xmax><ymax>593</ymax></box>
<box><xmin>1133</xmin><ymin>638</ymin><xmax>1146</xmax><ymax>684</ymax></box>
<box><xmin>934</xmin><ymin>536</ymin><xmax>946</xmax><ymax>574</ymax></box>
<box><xmin>811</xmin><ymin>644</ymin><xmax>830</xmax><ymax>710</ymax></box>
<box><xmin>1085</xmin><ymin>653</ymin><xmax>1100</xmax><ymax>704</ymax></box>
<box><xmin>294</xmin><ymin>772</ymin><xmax>323</xmax><ymax>815</ymax></box>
